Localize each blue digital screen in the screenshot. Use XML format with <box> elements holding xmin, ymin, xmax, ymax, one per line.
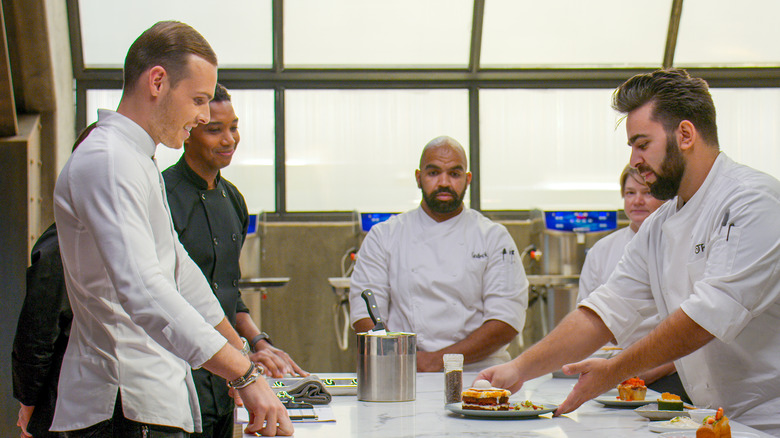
<box><xmin>247</xmin><ymin>214</ymin><xmax>258</xmax><ymax>234</ymax></box>
<box><xmin>544</xmin><ymin>211</ymin><xmax>617</xmax><ymax>233</ymax></box>
<box><xmin>360</xmin><ymin>213</ymin><xmax>397</xmax><ymax>233</ymax></box>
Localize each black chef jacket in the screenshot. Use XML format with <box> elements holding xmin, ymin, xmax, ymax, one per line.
<box><xmin>12</xmin><ymin>223</ymin><xmax>72</xmax><ymax>438</ymax></box>
<box><xmin>163</xmin><ymin>156</ymin><xmax>251</xmax><ymax>419</ymax></box>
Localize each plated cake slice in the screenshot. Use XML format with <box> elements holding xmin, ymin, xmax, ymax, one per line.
<box><xmin>461</xmin><ymin>379</ymin><xmax>511</xmax><ymax>411</ymax></box>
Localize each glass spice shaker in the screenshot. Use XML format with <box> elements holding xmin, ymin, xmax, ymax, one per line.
<box><xmin>443</xmin><ymin>353</ymin><xmax>464</xmax><ymax>405</ymax></box>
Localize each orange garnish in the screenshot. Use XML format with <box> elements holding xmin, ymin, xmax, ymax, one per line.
<box><xmin>660</xmin><ymin>392</ymin><xmax>681</xmax><ymax>401</ymax></box>
<box><xmin>621</xmin><ymin>377</ymin><xmax>645</xmax><ymax>386</ymax></box>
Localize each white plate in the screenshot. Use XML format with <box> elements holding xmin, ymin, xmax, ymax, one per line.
<box><xmin>648</xmin><ymin>418</ymin><xmax>699</xmax><ymax>433</ymax></box>
<box><xmin>445</xmin><ymin>402</ymin><xmax>557</xmax><ymax>418</ymax></box>
<box><xmin>658</xmin><ymin>432</ymin><xmax>758</xmax><ymax>438</ymax></box>
<box><xmin>594</xmin><ymin>388</ymin><xmax>661</xmax><ymax>407</ymax></box>
<box><xmin>635</xmin><ymin>403</ymin><xmax>692</xmax><ymax>420</ymax></box>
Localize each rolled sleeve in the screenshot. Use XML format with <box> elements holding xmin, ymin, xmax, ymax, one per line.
<box><xmin>162</xmin><ymin>309</ymin><xmax>227</xmax><ymax>368</ymax></box>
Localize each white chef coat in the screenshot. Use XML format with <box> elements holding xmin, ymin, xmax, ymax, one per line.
<box><xmin>52</xmin><ymin>110</ymin><xmax>228</xmax><ymax>432</ymax></box>
<box><xmin>581</xmin><ymin>153</ymin><xmax>780</xmax><ymax>434</ymax></box>
<box><xmin>349</xmin><ymin>206</ymin><xmax>528</xmax><ymax>371</ymax></box>
<box><xmin>578</xmin><ymin>226</ymin><xmax>636</xmax><ymax>302</ymax></box>
<box><xmin>578</xmin><ymin>226</ymin><xmax>661</xmax><ymax>347</ymax></box>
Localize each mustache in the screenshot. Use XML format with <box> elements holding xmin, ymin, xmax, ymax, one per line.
<box><xmin>635</xmin><ymin>164</ymin><xmax>654</xmax><ymax>180</ymax></box>
<box><xmin>433</xmin><ymin>187</ymin><xmax>457</xmax><ymax>196</ymax></box>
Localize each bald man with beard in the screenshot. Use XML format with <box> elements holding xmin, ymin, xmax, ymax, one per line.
<box><xmin>349</xmin><ymin>136</ymin><xmax>529</xmax><ymax>372</ymax></box>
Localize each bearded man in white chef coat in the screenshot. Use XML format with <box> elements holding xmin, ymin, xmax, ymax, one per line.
<box><xmin>349</xmin><ymin>136</ymin><xmax>529</xmax><ymax>372</ymax></box>
<box><xmin>478</xmin><ymin>69</ymin><xmax>780</xmax><ymax>436</ymax></box>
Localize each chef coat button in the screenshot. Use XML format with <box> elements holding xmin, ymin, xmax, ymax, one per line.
<box><xmin>233</xmin><ymin>280</ymin><xmax>238</xmax><ymax>287</ymax></box>
<box><xmin>222</xmin><ymin>190</ymin><xmax>227</xmax><ymax>197</ymax></box>
<box><xmin>232</xmin><ymin>233</ymin><xmax>237</xmax><ymax>241</ymax></box>
<box><xmin>201</xmin><ymin>193</ymin><xmax>206</xmax><ymax>200</ymax></box>
<box><xmin>213</xmin><ymin>237</ymin><xmax>219</xmax><ymax>246</ymax></box>
<box><xmin>213</xmin><ymin>282</ymin><xmax>219</xmax><ymax>290</ymax></box>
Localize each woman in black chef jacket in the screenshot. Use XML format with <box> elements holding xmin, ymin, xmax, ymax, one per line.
<box><xmin>163</xmin><ymin>84</ymin><xmax>307</xmax><ymax>438</ymax></box>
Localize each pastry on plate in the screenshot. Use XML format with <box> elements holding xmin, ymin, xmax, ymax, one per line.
<box><xmin>696</xmin><ymin>407</ymin><xmax>731</xmax><ymax>438</ymax></box>
<box><xmin>617</xmin><ymin>377</ymin><xmax>647</xmax><ymax>401</ymax></box>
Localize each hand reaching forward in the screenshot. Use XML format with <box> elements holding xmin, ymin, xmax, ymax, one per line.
<box><xmin>475</xmin><ymin>362</ymin><xmax>526</xmax><ymax>393</ymax></box>
<box><xmin>554</xmin><ymin>358</ymin><xmax>620</xmax><ymax>416</ymax></box>
<box><xmin>250</xmin><ymin>342</ymin><xmax>308</xmax><ymax>378</ymax></box>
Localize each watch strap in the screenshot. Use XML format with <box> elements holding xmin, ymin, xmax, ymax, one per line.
<box><xmin>251</xmin><ymin>332</ymin><xmax>273</xmax><ymax>352</ymax></box>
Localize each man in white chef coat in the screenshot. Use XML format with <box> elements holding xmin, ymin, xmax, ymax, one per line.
<box><xmin>52</xmin><ymin>21</ymin><xmax>291</xmax><ymax>437</ymax></box>
<box><xmin>478</xmin><ymin>69</ymin><xmax>780</xmax><ymax>435</ymax></box>
<box><xmin>349</xmin><ymin>136</ymin><xmax>528</xmax><ymax>372</ymax></box>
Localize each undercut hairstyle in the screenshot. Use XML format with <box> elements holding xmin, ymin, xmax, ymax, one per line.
<box><xmin>619</xmin><ymin>164</ymin><xmax>644</xmax><ymax>197</ymax></box>
<box><xmin>123</xmin><ymin>21</ymin><xmax>217</xmax><ymax>94</ymax></box>
<box><xmin>212</xmin><ymin>83</ymin><xmax>231</xmax><ymax>103</ymax></box>
<box><xmin>612</xmin><ymin>69</ymin><xmax>719</xmax><ymax>147</ymax></box>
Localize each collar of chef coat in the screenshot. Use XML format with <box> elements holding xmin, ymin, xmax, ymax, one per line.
<box><xmin>96</xmin><ymin>109</ymin><xmax>156</xmax><ymax>159</ymax></box>
<box><xmin>172</xmin><ymin>155</ymin><xmax>223</xmax><ymax>190</ymax></box>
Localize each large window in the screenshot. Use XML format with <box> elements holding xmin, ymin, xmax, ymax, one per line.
<box><xmin>285</xmin><ymin>89</ymin><xmax>469</xmax><ymax>212</ymax></box>
<box><xmin>284</xmin><ymin>0</ymin><xmax>472</xmax><ymax>68</ymax></box>
<box><xmin>72</xmin><ymin>0</ymin><xmax>780</xmax><ymax>215</ymax></box>
<box><xmin>480</xmin><ymin>89</ymin><xmax>628</xmax><ymax>210</ymax></box>
<box><xmin>481</xmin><ymin>0</ymin><xmax>670</xmax><ymax>68</ymax></box>
<box><xmin>78</xmin><ymin>0</ymin><xmax>272</xmax><ymax>68</ymax></box>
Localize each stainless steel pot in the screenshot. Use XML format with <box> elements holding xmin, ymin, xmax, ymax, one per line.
<box><xmin>356</xmin><ymin>332</ymin><xmax>416</xmax><ymax>402</ymax></box>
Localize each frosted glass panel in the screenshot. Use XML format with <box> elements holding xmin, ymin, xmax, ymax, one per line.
<box><xmin>285</xmin><ymin>89</ymin><xmax>469</xmax><ymax>212</ymax></box>
<box><xmin>481</xmin><ymin>0</ymin><xmax>670</xmax><ymax>68</ymax></box>
<box><xmin>710</xmin><ymin>89</ymin><xmax>780</xmax><ymax>180</ymax></box>
<box><xmin>86</xmin><ymin>89</ymin><xmax>275</xmax><ymax>213</ymax></box>
<box><xmin>480</xmin><ymin>89</ymin><xmax>629</xmax><ymax>210</ymax></box>
<box><xmin>78</xmin><ymin>0</ymin><xmax>272</xmax><ymax>68</ymax></box>
<box><xmin>676</xmin><ymin>0</ymin><xmax>780</xmax><ymax>67</ymax></box>
<box><xmin>284</xmin><ymin>0</ymin><xmax>472</xmax><ymax>67</ymax></box>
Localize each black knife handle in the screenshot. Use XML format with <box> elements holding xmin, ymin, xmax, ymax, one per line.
<box><xmin>361</xmin><ymin>289</ymin><xmax>384</xmax><ymax>325</ymax></box>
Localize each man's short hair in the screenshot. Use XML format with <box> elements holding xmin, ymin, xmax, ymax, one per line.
<box><xmin>612</xmin><ymin>68</ymin><xmax>719</xmax><ymax>147</ymax></box>
<box><xmin>123</xmin><ymin>21</ymin><xmax>218</xmax><ymax>94</ymax></box>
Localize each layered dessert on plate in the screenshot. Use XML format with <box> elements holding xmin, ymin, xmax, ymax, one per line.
<box><xmin>657</xmin><ymin>392</ymin><xmax>684</xmax><ymax>411</ymax></box>
<box><xmin>461</xmin><ymin>379</ymin><xmax>510</xmax><ymax>411</ymax></box>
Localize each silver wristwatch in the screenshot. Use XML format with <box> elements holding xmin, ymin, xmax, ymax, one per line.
<box><xmin>240</xmin><ymin>337</ymin><xmax>251</xmax><ymax>356</ymax></box>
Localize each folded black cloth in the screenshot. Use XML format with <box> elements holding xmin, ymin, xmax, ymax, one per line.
<box><xmin>269</xmin><ymin>376</ymin><xmax>332</xmax><ymax>405</ymax></box>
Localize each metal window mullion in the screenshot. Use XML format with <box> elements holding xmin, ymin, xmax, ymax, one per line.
<box><xmin>274</xmin><ymin>86</ymin><xmax>286</xmax><ymax>214</ymax></box>
<box><xmin>469</xmin><ymin>86</ymin><xmax>480</xmax><ymax>211</ymax></box>
<box><xmin>663</xmin><ymin>0</ymin><xmax>684</xmax><ymax>68</ymax></box>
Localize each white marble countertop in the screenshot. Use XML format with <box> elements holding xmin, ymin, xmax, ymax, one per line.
<box><xmin>244</xmin><ymin>372</ymin><xmax>772</xmax><ymax>437</ymax></box>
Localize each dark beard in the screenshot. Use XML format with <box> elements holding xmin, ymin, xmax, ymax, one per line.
<box><xmin>423</xmin><ymin>187</ymin><xmax>466</xmax><ymax>214</ymax></box>
<box><xmin>645</xmin><ymin>134</ymin><xmax>685</xmax><ymax>201</ymax></box>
